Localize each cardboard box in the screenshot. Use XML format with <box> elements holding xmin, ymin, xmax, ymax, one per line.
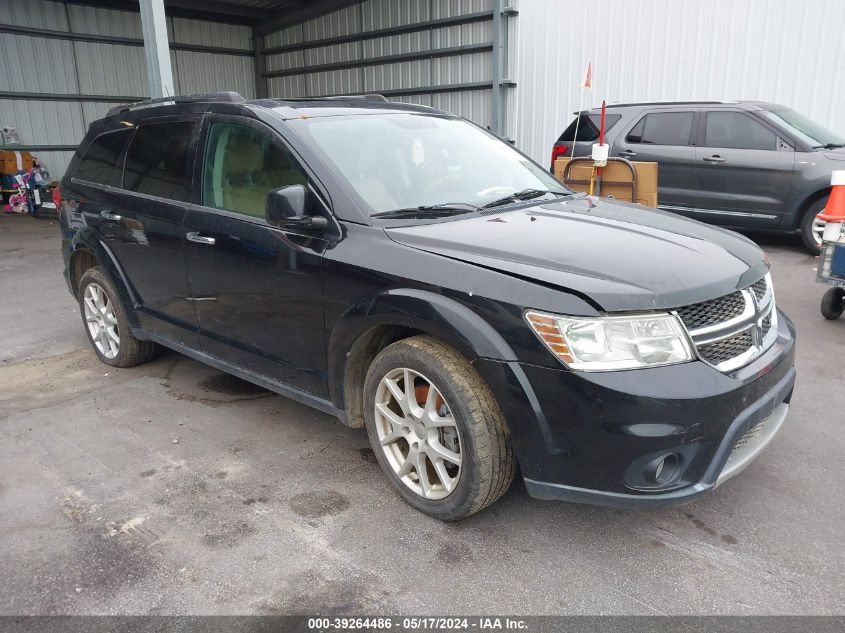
<box><xmin>0</xmin><ymin>150</ymin><xmax>33</xmax><ymax>175</ymax></box>
<box><xmin>554</xmin><ymin>157</ymin><xmax>658</xmax><ymax>207</ymax></box>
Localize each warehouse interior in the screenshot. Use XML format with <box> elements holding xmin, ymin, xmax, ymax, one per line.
<box><xmin>3</xmin><ymin>0</ymin><xmax>843</xmax><ymax>185</ymax></box>
<box><xmin>0</xmin><ymin>0</ymin><xmax>509</xmax><ymax>181</ymax></box>
<box><xmin>2</xmin><ymin>0</ymin><xmax>845</xmax><ymax>620</ymax></box>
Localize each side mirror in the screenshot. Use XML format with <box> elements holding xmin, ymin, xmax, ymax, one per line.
<box><xmin>266</xmin><ymin>185</ymin><xmax>328</xmax><ymax>230</ymax></box>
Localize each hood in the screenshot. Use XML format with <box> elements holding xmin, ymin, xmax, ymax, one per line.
<box><xmin>384</xmin><ymin>195</ymin><xmax>768</xmax><ymax>312</ymax></box>
<box><xmin>824</xmin><ymin>147</ymin><xmax>845</xmax><ymax>161</ymax></box>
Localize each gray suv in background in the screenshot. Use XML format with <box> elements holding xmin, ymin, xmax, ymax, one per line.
<box><xmin>551</xmin><ymin>101</ymin><xmax>845</xmax><ymax>254</ymax></box>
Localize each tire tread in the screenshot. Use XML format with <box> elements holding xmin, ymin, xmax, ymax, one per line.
<box><xmin>365</xmin><ymin>335</ymin><xmax>516</xmax><ymax>520</ymax></box>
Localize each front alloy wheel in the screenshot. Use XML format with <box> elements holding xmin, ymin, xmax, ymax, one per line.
<box><xmin>812</xmin><ymin>216</ymin><xmax>826</xmax><ymax>248</ymax></box>
<box><xmin>374</xmin><ymin>368</ymin><xmax>462</xmax><ymax>500</ymax></box>
<box><xmin>83</xmin><ymin>282</ymin><xmax>120</xmax><ymax>359</ymax></box>
<box><xmin>363</xmin><ymin>335</ymin><xmax>516</xmax><ymax>520</ymax></box>
<box><xmin>801</xmin><ymin>198</ymin><xmax>828</xmax><ymax>255</ymax></box>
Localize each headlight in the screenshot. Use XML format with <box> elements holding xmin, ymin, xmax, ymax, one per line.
<box><xmin>525</xmin><ymin>310</ymin><xmax>694</xmax><ymax>371</ymax></box>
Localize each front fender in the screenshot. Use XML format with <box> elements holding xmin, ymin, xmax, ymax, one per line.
<box><xmin>326</xmin><ymin>287</ymin><xmax>518</xmax><ymax>408</ymax></box>
<box><xmin>785</xmin><ymin>179</ymin><xmax>831</xmax><ymax>229</ymax></box>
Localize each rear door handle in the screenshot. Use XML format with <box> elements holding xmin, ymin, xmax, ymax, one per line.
<box><xmin>703</xmin><ymin>155</ymin><xmax>726</xmax><ymax>163</ymax></box>
<box><xmin>619</xmin><ymin>150</ymin><xmax>637</xmax><ymax>158</ymax></box>
<box><xmin>100</xmin><ymin>210</ymin><xmax>122</xmax><ymax>221</ymax></box>
<box><xmin>185</xmin><ymin>231</ymin><xmax>216</xmax><ymax>246</ymax></box>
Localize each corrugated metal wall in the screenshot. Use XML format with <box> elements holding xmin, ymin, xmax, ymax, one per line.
<box><xmin>0</xmin><ymin>0</ymin><xmax>255</xmax><ymax>179</ymax></box>
<box><xmin>7</xmin><ymin>0</ymin><xmax>839</xmax><ymax>179</ymax></box>
<box><xmin>262</xmin><ymin>0</ymin><xmax>497</xmax><ymax>131</ymax></box>
<box><xmin>512</xmin><ymin>0</ymin><xmax>845</xmax><ymax>164</ymax></box>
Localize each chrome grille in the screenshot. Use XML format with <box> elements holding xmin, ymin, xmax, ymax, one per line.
<box><xmin>675</xmin><ymin>292</ymin><xmax>745</xmax><ymax>329</ymax></box>
<box><xmin>761</xmin><ymin>313</ymin><xmax>772</xmax><ymax>337</ymax></box>
<box><xmin>675</xmin><ymin>273</ymin><xmax>777</xmax><ymax>373</ymax></box>
<box><xmin>731</xmin><ymin>418</ymin><xmax>768</xmax><ymax>454</ymax></box>
<box><xmin>750</xmin><ymin>278</ymin><xmax>768</xmax><ymax>302</ymax></box>
<box><xmin>698</xmin><ymin>331</ymin><xmax>753</xmax><ymax>366</ymax></box>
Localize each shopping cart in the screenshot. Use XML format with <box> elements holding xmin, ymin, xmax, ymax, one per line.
<box><xmin>817</xmin><ymin>221</ymin><xmax>845</xmax><ymax>320</ymax></box>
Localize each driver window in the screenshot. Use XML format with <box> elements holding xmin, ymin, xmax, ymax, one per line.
<box><xmin>202</xmin><ymin>122</ymin><xmax>307</xmax><ymax>218</ymax></box>
<box><xmin>704</xmin><ymin>111</ymin><xmax>777</xmax><ymax>150</ymax></box>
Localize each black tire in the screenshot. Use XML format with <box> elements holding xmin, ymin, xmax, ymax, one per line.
<box><xmin>821</xmin><ymin>287</ymin><xmax>845</xmax><ymax>320</ymax></box>
<box><xmin>800</xmin><ymin>197</ymin><xmax>828</xmax><ymax>256</ymax></box>
<box><xmin>78</xmin><ymin>267</ymin><xmax>157</xmax><ymax>367</ymax></box>
<box><xmin>363</xmin><ymin>335</ymin><xmax>516</xmax><ymax>521</ymax></box>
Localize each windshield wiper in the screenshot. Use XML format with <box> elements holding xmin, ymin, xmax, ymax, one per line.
<box><xmin>482</xmin><ymin>188</ymin><xmax>569</xmax><ymax>209</ymax></box>
<box><xmin>372</xmin><ymin>203</ymin><xmax>479</xmax><ymax>219</ymax></box>
<box><xmin>811</xmin><ymin>143</ymin><xmax>845</xmax><ymax>149</ymax></box>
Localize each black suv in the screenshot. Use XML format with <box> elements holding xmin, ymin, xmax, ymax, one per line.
<box><xmin>59</xmin><ymin>92</ymin><xmax>796</xmax><ymax>520</ymax></box>
<box><xmin>552</xmin><ymin>101</ymin><xmax>845</xmax><ymax>254</ymax></box>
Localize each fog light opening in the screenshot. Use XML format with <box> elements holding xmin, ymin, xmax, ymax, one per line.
<box><xmin>645</xmin><ymin>452</ymin><xmax>680</xmax><ymax>485</ymax></box>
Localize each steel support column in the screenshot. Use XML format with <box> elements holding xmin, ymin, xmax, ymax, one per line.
<box><xmin>139</xmin><ymin>0</ymin><xmax>175</xmax><ymax>99</ymax></box>
<box><xmin>253</xmin><ymin>29</ymin><xmax>268</xmax><ymax>99</ymax></box>
<box><xmin>491</xmin><ymin>0</ymin><xmax>514</xmax><ymax>139</ymax></box>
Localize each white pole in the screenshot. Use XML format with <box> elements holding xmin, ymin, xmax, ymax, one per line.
<box><xmin>570</xmin><ymin>87</ymin><xmax>584</xmax><ymax>160</ymax></box>
<box><xmin>139</xmin><ymin>0</ymin><xmax>174</xmax><ymax>99</ymax></box>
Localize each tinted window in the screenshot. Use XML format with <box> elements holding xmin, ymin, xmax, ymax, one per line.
<box><xmin>124</xmin><ymin>121</ymin><xmax>194</xmax><ymax>201</ymax></box>
<box><xmin>74</xmin><ymin>130</ymin><xmax>131</xmax><ymax>186</ymax></box>
<box><xmin>557</xmin><ymin>114</ymin><xmax>622</xmax><ymax>142</ymax></box>
<box><xmin>201</xmin><ymin>122</ymin><xmax>308</xmax><ymax>218</ymax></box>
<box><xmin>705</xmin><ymin>111</ymin><xmax>777</xmax><ymax>150</ymax></box>
<box><xmin>627</xmin><ymin>112</ymin><xmax>694</xmax><ymax>146</ymax></box>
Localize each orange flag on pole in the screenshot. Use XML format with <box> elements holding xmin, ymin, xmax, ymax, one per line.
<box><xmin>583</xmin><ymin>62</ymin><xmax>592</xmax><ymax>89</ymax></box>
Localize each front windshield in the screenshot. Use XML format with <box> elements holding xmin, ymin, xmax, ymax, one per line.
<box><xmin>291</xmin><ymin>113</ymin><xmax>569</xmax><ymax>214</ymax></box>
<box><xmin>761</xmin><ymin>107</ymin><xmax>845</xmax><ymax>148</ymax></box>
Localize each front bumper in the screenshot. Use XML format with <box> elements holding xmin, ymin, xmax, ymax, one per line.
<box><xmin>473</xmin><ymin>310</ymin><xmax>796</xmax><ymax>508</ymax></box>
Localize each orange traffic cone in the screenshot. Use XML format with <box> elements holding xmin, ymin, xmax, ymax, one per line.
<box><xmin>818</xmin><ymin>171</ymin><xmax>845</xmax><ymax>242</ymax></box>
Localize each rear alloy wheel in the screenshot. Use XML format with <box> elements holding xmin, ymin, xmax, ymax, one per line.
<box><xmin>363</xmin><ymin>335</ymin><xmax>516</xmax><ymax>521</ymax></box>
<box><xmin>800</xmin><ymin>197</ymin><xmax>828</xmax><ymax>255</ymax></box>
<box><xmin>78</xmin><ymin>267</ymin><xmax>157</xmax><ymax>367</ymax></box>
<box><xmin>83</xmin><ymin>282</ymin><xmax>120</xmax><ymax>359</ymax></box>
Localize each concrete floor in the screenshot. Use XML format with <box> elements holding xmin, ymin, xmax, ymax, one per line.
<box><xmin>1</xmin><ymin>213</ymin><xmax>843</xmax><ymax>615</ymax></box>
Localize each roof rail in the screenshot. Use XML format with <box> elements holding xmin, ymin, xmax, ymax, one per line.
<box><xmin>575</xmin><ymin>101</ymin><xmax>724</xmax><ymax>113</ymax></box>
<box><xmin>319</xmin><ymin>94</ymin><xmax>389</xmax><ymax>102</ymax></box>
<box><xmin>106</xmin><ymin>91</ymin><xmax>245</xmax><ymax>116</ymax></box>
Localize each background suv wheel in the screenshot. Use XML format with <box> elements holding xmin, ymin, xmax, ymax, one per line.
<box><xmin>78</xmin><ymin>267</ymin><xmax>157</xmax><ymax>367</ymax></box>
<box><xmin>800</xmin><ymin>197</ymin><xmax>828</xmax><ymax>255</ymax></box>
<box><xmin>363</xmin><ymin>335</ymin><xmax>516</xmax><ymax>520</ymax></box>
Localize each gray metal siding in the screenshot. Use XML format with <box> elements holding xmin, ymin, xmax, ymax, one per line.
<box><xmin>0</xmin><ymin>0</ymin><xmax>256</xmax><ymax>180</ymax></box>
<box><xmin>262</xmin><ymin>0</ymin><xmax>496</xmax><ymax>130</ymax></box>
<box><xmin>66</xmin><ymin>4</ymin><xmax>144</xmax><ymax>39</ymax></box>
<box><xmin>174</xmin><ymin>52</ymin><xmax>256</xmax><ymax>98</ymax></box>
<box><xmin>512</xmin><ymin>0</ymin><xmax>845</xmax><ymax>164</ymax></box>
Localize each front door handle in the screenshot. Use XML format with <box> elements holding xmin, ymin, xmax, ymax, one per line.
<box><xmin>703</xmin><ymin>155</ymin><xmax>726</xmax><ymax>163</ymax></box>
<box><xmin>185</xmin><ymin>231</ymin><xmax>216</xmax><ymax>246</ymax></box>
<box><xmin>100</xmin><ymin>210</ymin><xmax>122</xmax><ymax>221</ymax></box>
<box><xmin>619</xmin><ymin>150</ymin><xmax>637</xmax><ymax>158</ymax></box>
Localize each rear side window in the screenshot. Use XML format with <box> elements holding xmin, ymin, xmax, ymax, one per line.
<box><xmin>557</xmin><ymin>114</ymin><xmax>622</xmax><ymax>142</ymax></box>
<box><xmin>74</xmin><ymin>130</ymin><xmax>131</xmax><ymax>186</ymax></box>
<box><xmin>626</xmin><ymin>112</ymin><xmax>694</xmax><ymax>146</ymax></box>
<box><xmin>124</xmin><ymin>121</ymin><xmax>194</xmax><ymax>202</ymax></box>
<box><xmin>704</xmin><ymin>111</ymin><xmax>777</xmax><ymax>150</ymax></box>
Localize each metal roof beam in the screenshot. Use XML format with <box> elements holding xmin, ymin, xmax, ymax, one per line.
<box><xmin>263</xmin><ymin>43</ymin><xmax>493</xmax><ymax>79</ymax></box>
<box><xmin>255</xmin><ymin>0</ymin><xmax>361</xmax><ymax>36</ymax></box>
<box><xmin>0</xmin><ymin>24</ymin><xmax>254</xmax><ymax>56</ymax></box>
<box><xmin>261</xmin><ymin>11</ymin><xmax>494</xmax><ymax>55</ymax></box>
<box><xmin>61</xmin><ymin>0</ymin><xmax>263</xmax><ymax>25</ymax></box>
